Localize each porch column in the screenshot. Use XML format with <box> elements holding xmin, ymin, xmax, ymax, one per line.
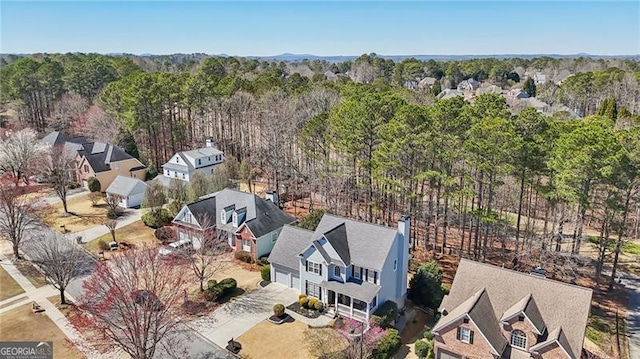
<box><xmin>335</xmin><ymin>291</ymin><xmax>338</xmax><ymax>315</ymax></box>
<box><xmin>366</xmin><ymin>302</ymin><xmax>370</xmax><ymax>322</ymax></box>
<box><xmin>350</xmin><ymin>297</ymin><xmax>353</xmax><ymax>317</ymax></box>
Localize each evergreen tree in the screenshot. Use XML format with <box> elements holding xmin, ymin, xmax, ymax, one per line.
<box><xmin>523</xmin><ymin>77</ymin><xmax>537</xmax><ymax>97</ymax></box>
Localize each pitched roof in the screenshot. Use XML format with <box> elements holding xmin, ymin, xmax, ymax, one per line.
<box><xmin>529</xmin><ymin>327</ymin><xmax>572</xmax><ymax>358</ymax></box>
<box><xmin>79</xmin><ymin>144</ymin><xmax>137</xmax><ymax>173</ymax></box>
<box><xmin>42</xmin><ymin>131</ymin><xmax>90</xmax><ymax>148</ymax></box>
<box><xmin>106</xmin><ymin>175</ymin><xmax>148</xmax><ymax>197</ymax></box>
<box><xmin>305</xmin><ymin>214</ymin><xmax>399</xmax><ymax>272</ymax></box>
<box><xmin>320</xmin><ymin>279</ymin><xmax>381</xmax><ymax>302</ymax></box>
<box><xmin>268</xmin><ymin>225</ymin><xmax>314</xmax><ymax>270</ymax></box>
<box><xmin>500</xmin><ymin>294</ymin><xmax>546</xmax><ymax>334</ymax></box>
<box><xmin>433</xmin><ymin>289</ymin><xmax>508</xmax><ymax>355</ymax></box>
<box><xmin>163</xmin><ymin>146</ymin><xmax>223</xmax><ymax>171</ymax></box>
<box><xmin>438</xmin><ymin>259</ymin><xmax>592</xmax><ymax>359</ymax></box>
<box><xmin>183</xmin><ymin>188</ymin><xmax>295</xmax><ymax>237</ymax></box>
<box><xmin>182</xmin><ymin>146</ymin><xmax>223</xmax><ymax>160</ymax></box>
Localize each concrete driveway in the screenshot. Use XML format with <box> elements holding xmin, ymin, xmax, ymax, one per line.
<box><xmin>191</xmin><ymin>283</ymin><xmax>298</xmax><ymax>348</ymax></box>
<box><xmin>620</xmin><ymin>272</ymin><xmax>640</xmax><ymax>359</ymax></box>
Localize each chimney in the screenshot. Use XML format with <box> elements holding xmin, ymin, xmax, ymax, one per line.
<box><xmin>396</xmin><ymin>215</ymin><xmax>411</xmax><ymax>306</ymax></box>
<box><xmin>265</xmin><ymin>190</ymin><xmax>278</xmax><ymax>205</ymax></box>
<box><xmin>205</xmin><ymin>138</ymin><xmax>214</xmax><ymax>148</ymax></box>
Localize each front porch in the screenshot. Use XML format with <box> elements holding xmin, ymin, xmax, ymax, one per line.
<box><xmin>320</xmin><ymin>280</ymin><xmax>380</xmax><ymax>323</ymax></box>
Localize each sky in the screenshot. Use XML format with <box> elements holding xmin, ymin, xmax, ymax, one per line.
<box><xmin>1</xmin><ymin>1</ymin><xmax>639</xmax><ymax>56</ymax></box>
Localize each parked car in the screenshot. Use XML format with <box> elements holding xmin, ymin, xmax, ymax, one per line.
<box><xmin>158</xmin><ymin>238</ymin><xmax>192</xmax><ymax>256</ymax></box>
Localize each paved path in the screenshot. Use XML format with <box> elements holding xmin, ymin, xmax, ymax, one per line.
<box><xmin>43</xmin><ymin>188</ymin><xmax>88</xmax><ymax>205</ymax></box>
<box><xmin>190</xmin><ymin>283</ymin><xmax>299</xmax><ymax>348</ymax></box>
<box><xmin>73</xmin><ymin>208</ymin><xmax>144</xmax><ymax>244</ymax></box>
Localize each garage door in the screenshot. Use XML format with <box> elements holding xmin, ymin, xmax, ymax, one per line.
<box><xmin>291</xmin><ymin>273</ymin><xmax>300</xmax><ymax>290</ymax></box>
<box><xmin>437</xmin><ymin>349</ymin><xmax>461</xmax><ymax>359</ymax></box>
<box><xmin>274</xmin><ymin>268</ymin><xmax>290</xmax><ymax>286</ymax></box>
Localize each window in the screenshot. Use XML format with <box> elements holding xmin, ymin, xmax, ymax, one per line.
<box><xmin>182</xmin><ymin>173</ymin><xmax>185</xmax><ymax>180</ymax></box>
<box><xmin>510</xmin><ymin>330</ymin><xmax>527</xmax><ymax>350</ymax></box>
<box><xmin>394</xmin><ymin>259</ymin><xmax>397</xmax><ymax>271</ymax></box>
<box><xmin>367</xmin><ymin>271</ymin><xmax>376</xmax><ymax>284</ymax></box>
<box><xmin>457</xmin><ymin>327</ymin><xmax>473</xmax><ymax>344</ymax></box>
<box><xmin>306</xmin><ymin>281</ymin><xmax>321</xmax><ymax>299</ymax></box>
<box><xmin>184</xmin><ymin>213</ymin><xmax>192</xmax><ymax>223</ymax></box>
<box><xmin>272</xmin><ymin>233</ymin><xmax>278</xmax><ymax>243</ymax></box>
<box><xmin>334</xmin><ymin>266</ymin><xmax>340</xmax><ymax>277</ymax></box>
<box><xmin>197</xmin><ymin>159</ymin><xmax>201</xmax><ymax>166</ymax></box>
<box><xmin>232</xmin><ymin>212</ymin><xmax>238</xmax><ymax>227</ymax></box>
<box><xmin>176</xmin><ymin>157</ymin><xmax>179</xmax><ymax>163</ymax></box>
<box><xmin>83</xmin><ymin>165</ymin><xmax>89</xmax><ymax>172</ymax></box>
<box><xmin>369</xmin><ymin>296</ymin><xmax>377</xmax><ymax>309</ymax></box>
<box><xmin>221</xmin><ymin>210</ymin><xmax>226</xmax><ymax>223</ymax></box>
<box><xmin>353</xmin><ymin>266</ymin><xmax>361</xmax><ymax>279</ymax></box>
<box><xmin>306</xmin><ymin>261</ymin><xmax>322</xmax><ymax>275</ymax></box>
<box><xmin>115</xmin><ymin>163</ymin><xmax>120</xmax><ymax>170</ymax></box>
<box><xmin>242</xmin><ymin>239</ymin><xmax>251</xmax><ymax>248</ymax></box>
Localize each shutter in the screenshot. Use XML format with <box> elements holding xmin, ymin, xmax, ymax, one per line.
<box><xmin>306</xmin><ymin>261</ymin><xmax>309</xmax><ymax>272</ymax></box>
<box><xmin>456</xmin><ymin>327</ymin><xmax>461</xmax><ymax>340</ymax></box>
<box><xmin>374</xmin><ymin>271</ymin><xmax>378</xmax><ymax>284</ymax></box>
<box><xmin>469</xmin><ymin>330</ymin><xmax>474</xmax><ymax>344</ymax></box>
<box><xmin>360</xmin><ymin>267</ymin><xmax>363</xmax><ymax>279</ymax></box>
<box><xmin>365</xmin><ymin>269</ymin><xmax>369</xmax><ymax>281</ymax></box>
<box><xmin>319</xmin><ymin>264</ymin><xmax>322</xmax><ymax>276</ymax></box>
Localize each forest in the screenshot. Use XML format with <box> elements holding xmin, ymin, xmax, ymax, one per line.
<box><xmin>1</xmin><ymin>53</ymin><xmax>639</xmax><ymax>290</ymax></box>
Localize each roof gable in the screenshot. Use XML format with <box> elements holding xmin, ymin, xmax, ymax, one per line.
<box><xmin>105</xmin><ymin>175</ymin><xmax>148</xmax><ymax>197</ymax></box>
<box><xmin>268</xmin><ymin>225</ymin><xmax>315</xmax><ymax>270</ymax></box>
<box><xmin>322</xmin><ymin>223</ymin><xmax>350</xmax><ymax>265</ymax></box>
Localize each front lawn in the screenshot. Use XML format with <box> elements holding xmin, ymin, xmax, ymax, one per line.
<box><xmin>14</xmin><ymin>261</ymin><xmax>47</xmax><ymax>288</ymax></box>
<box><xmin>237</xmin><ymin>319</ymin><xmax>314</xmax><ymax>359</ymax></box>
<box><xmin>0</xmin><ymin>265</ymin><xmax>24</xmax><ymax>301</ymax></box>
<box><xmin>38</xmin><ymin>194</ymin><xmax>108</xmax><ymax>233</ymax></box>
<box><xmin>0</xmin><ymin>303</ymin><xmax>84</xmax><ymax>359</ymax></box>
<box><xmin>84</xmin><ymin>220</ymin><xmax>158</xmax><ymax>257</ymax></box>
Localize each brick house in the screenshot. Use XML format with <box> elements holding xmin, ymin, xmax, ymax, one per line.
<box><xmin>171</xmin><ymin>188</ymin><xmax>295</xmax><ymax>259</ymax></box>
<box><xmin>432</xmin><ymin>259</ymin><xmax>592</xmax><ymax>359</ymax></box>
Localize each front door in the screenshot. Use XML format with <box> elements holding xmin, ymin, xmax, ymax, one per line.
<box><xmin>327</xmin><ymin>290</ymin><xmax>335</xmax><ymax>308</ymax></box>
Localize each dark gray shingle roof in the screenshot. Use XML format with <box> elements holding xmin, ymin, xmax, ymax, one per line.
<box><xmin>322</xmin><ymin>223</ymin><xmax>350</xmax><ymax>265</ymax></box>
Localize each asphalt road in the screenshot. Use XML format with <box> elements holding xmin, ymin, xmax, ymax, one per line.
<box><xmin>620</xmin><ymin>272</ymin><xmax>640</xmax><ymax>359</ymax></box>
<box><xmin>19</xmin><ymin>221</ymin><xmax>234</xmax><ymax>359</ymax></box>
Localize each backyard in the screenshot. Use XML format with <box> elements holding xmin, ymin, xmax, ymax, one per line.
<box><xmin>83</xmin><ymin>220</ymin><xmax>157</xmax><ymax>258</ymax></box>
<box><xmin>0</xmin><ymin>303</ymin><xmax>84</xmax><ymax>359</ymax></box>
<box><xmin>236</xmin><ymin>319</ymin><xmax>313</xmax><ymax>359</ymax></box>
<box><xmin>38</xmin><ymin>193</ymin><xmax>108</xmax><ymax>233</ymax></box>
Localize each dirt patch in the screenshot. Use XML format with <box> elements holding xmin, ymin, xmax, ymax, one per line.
<box><xmin>0</xmin><ymin>303</ymin><xmax>84</xmax><ymax>359</ymax></box>
<box><xmin>38</xmin><ymin>194</ymin><xmax>108</xmax><ymax>233</ymax></box>
<box><xmin>237</xmin><ymin>319</ymin><xmax>314</xmax><ymax>359</ymax></box>
<box><xmin>0</xmin><ymin>265</ymin><xmax>24</xmax><ymax>301</ymax></box>
<box><xmin>400</xmin><ymin>308</ymin><xmax>433</xmax><ymax>344</ymax></box>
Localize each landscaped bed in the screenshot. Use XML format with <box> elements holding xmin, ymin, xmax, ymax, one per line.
<box><xmin>0</xmin><ymin>266</ymin><xmax>24</xmax><ymax>301</ymax></box>
<box><xmin>38</xmin><ymin>194</ymin><xmax>108</xmax><ymax>233</ymax></box>
<box><xmin>287</xmin><ymin>301</ymin><xmax>323</xmax><ymax>319</ymax></box>
<box><xmin>0</xmin><ymin>303</ymin><xmax>85</xmax><ymax>359</ymax></box>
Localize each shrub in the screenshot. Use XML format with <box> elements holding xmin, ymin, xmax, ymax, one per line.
<box><xmin>107</xmin><ymin>209</ymin><xmax>119</xmax><ymax>219</ymax></box>
<box><xmin>203</xmin><ymin>289</ymin><xmax>217</xmax><ymax>301</ymax></box>
<box><xmin>260</xmin><ymin>265</ymin><xmax>271</xmax><ymax>282</ymax></box>
<box><xmin>299</xmin><ymin>296</ymin><xmax>309</xmax><ymax>307</ymax></box>
<box><xmin>88</xmin><ymin>192</ymin><xmax>103</xmax><ymax>206</ymax></box>
<box><xmin>146</xmin><ymin>166</ymin><xmax>158</xmax><ymax>180</ymax></box>
<box><xmin>207</xmin><ymin>279</ymin><xmax>217</xmax><ymax>290</ymax></box>
<box><xmin>258</xmin><ymin>256</ymin><xmax>270</xmax><ymax>265</ymax></box>
<box><xmin>273</xmin><ymin>303</ymin><xmax>285</xmax><ymax>317</ymax></box>
<box><xmin>98</xmin><ymin>239</ymin><xmax>110</xmax><ymax>251</ymax></box>
<box><xmin>154</xmin><ymin>226</ymin><xmax>176</xmax><ymax>243</ymax></box>
<box><xmin>234</xmin><ymin>250</ymin><xmax>252</xmax><ymax>263</ymax></box>
<box><xmin>141</xmin><ymin>209</ymin><xmax>172</xmax><ymax>229</ymax></box>
<box><xmin>308</xmin><ymin>297</ymin><xmax>318</xmax><ymax>309</ymax></box>
<box><xmin>373</xmin><ymin>328</ymin><xmax>402</xmax><ymax>359</ymax></box>
<box><xmin>298</xmin><ymin>294</ymin><xmax>307</xmax><ymax>300</ymax></box>
<box><xmin>313</xmin><ymin>301</ymin><xmax>323</xmax><ymax>311</ymax></box>
<box><xmin>441</xmin><ymin>283</ymin><xmax>451</xmax><ymax>295</ymax></box>
<box><xmin>67</xmin><ymin>181</ymin><xmax>80</xmax><ymax>189</ymax></box>
<box><xmin>408</xmin><ymin>261</ymin><xmax>444</xmax><ymax>310</ymax></box>
<box><xmin>372</xmin><ymin>301</ymin><xmax>399</xmax><ymax>328</ymax></box>
<box><xmin>87</xmin><ymin>177</ymin><xmax>101</xmax><ymax>192</ymax></box>
<box><xmin>414</xmin><ymin>338</ymin><xmax>434</xmax><ymax>359</ymax></box>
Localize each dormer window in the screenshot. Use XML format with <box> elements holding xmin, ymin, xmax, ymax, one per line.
<box><xmin>457</xmin><ymin>326</ymin><xmax>473</xmax><ymax>344</ymax></box>
<box><xmin>334</xmin><ymin>266</ymin><xmax>340</xmax><ymax>277</ymax></box>
<box><xmin>232</xmin><ymin>212</ymin><xmax>238</xmax><ymax>227</ymax></box>
<box><xmin>198</xmin><ymin>159</ymin><xmax>201</xmax><ymax>166</ymax></box>
<box><xmin>176</xmin><ymin>157</ymin><xmax>179</xmax><ymax>163</ymax></box>
<box><xmin>510</xmin><ymin>330</ymin><xmax>527</xmax><ymax>349</ymax></box>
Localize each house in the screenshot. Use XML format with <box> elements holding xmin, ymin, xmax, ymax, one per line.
<box><xmin>457</xmin><ymin>78</ymin><xmax>481</xmax><ymax>92</ymax></box>
<box><xmin>534</xmin><ymin>72</ymin><xmax>547</xmax><ymax>85</ymax></box>
<box><xmin>438</xmin><ymin>89</ymin><xmax>464</xmax><ymax>100</ymax></box>
<box><xmin>160</xmin><ymin>139</ymin><xmax>223</xmax><ymax>185</ymax></box>
<box><xmin>171</xmin><ymin>188</ymin><xmax>294</xmax><ymax>257</ymax></box>
<box><xmin>417</xmin><ymin>77</ymin><xmax>438</xmax><ymax>92</ymax></box>
<box><xmin>105</xmin><ymin>175</ymin><xmax>148</xmax><ymax>208</ymax></box>
<box><xmin>506</xmin><ymin>88</ymin><xmax>530</xmax><ymax>99</ymax></box>
<box><xmin>268</xmin><ymin>214</ymin><xmax>410</xmax><ymax>322</ymax></box>
<box><xmin>43</xmin><ymin>131</ymin><xmax>147</xmax><ymax>191</ymax></box>
<box><xmin>432</xmin><ymin>259</ymin><xmax>592</xmax><ymax>359</ymax></box>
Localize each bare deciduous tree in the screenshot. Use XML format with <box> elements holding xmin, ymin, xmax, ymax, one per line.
<box><xmin>181</xmin><ymin>214</ymin><xmax>229</xmax><ymax>292</ymax></box>
<box><xmin>105</xmin><ymin>194</ymin><xmax>124</xmax><ymax>217</ymax></box>
<box><xmin>0</xmin><ymin>128</ymin><xmax>48</xmax><ymax>184</ymax></box>
<box><xmin>88</xmin><ymin>192</ymin><xmax>104</xmax><ymax>206</ymax></box>
<box><xmin>104</xmin><ymin>219</ymin><xmax>118</xmax><ymax>243</ymax></box>
<box><xmin>40</xmin><ymin>146</ymin><xmax>76</xmax><ymax>213</ymax></box>
<box><xmin>27</xmin><ymin>233</ymin><xmax>87</xmax><ymax>304</ymax></box>
<box><xmin>0</xmin><ymin>180</ymin><xmax>41</xmax><ymax>259</ymax></box>
<box><xmin>48</xmin><ymin>93</ymin><xmax>89</xmax><ymax>133</ymax></box>
<box><xmin>84</xmin><ymin>106</ymin><xmax>121</xmax><ymax>143</ymax></box>
<box><xmin>79</xmin><ymin>248</ymin><xmax>188</xmax><ymax>359</ymax></box>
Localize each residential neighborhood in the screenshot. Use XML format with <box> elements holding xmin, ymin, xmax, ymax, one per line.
<box><xmin>1</xmin><ymin>1</ymin><xmax>639</xmax><ymax>359</ymax></box>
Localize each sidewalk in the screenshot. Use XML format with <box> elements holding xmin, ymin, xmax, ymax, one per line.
<box><xmin>0</xmin><ymin>257</ymin><xmax>124</xmax><ymax>359</ymax></box>
<box><xmin>43</xmin><ymin>188</ymin><xmax>88</xmax><ymax>205</ymax></box>
<box><xmin>74</xmin><ymin>208</ymin><xmax>144</xmax><ymax>244</ymax></box>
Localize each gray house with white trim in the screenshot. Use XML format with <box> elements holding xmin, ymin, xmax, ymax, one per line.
<box><xmin>269</xmin><ymin>214</ymin><xmax>410</xmax><ymax>322</ymax></box>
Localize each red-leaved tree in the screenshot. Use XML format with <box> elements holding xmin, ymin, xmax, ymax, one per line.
<box><xmin>79</xmin><ymin>248</ymin><xmax>188</xmax><ymax>359</ymax></box>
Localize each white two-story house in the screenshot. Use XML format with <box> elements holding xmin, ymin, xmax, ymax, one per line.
<box><xmin>160</xmin><ymin>139</ymin><xmax>223</xmax><ymax>184</ymax></box>
<box><xmin>269</xmin><ymin>214</ymin><xmax>410</xmax><ymax>322</ymax></box>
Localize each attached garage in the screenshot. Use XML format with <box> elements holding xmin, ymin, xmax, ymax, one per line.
<box><xmin>268</xmin><ymin>225</ymin><xmax>314</xmax><ymax>292</ymax></box>
<box><xmin>105</xmin><ymin>175</ymin><xmax>148</xmax><ymax>209</ymax></box>
<box><xmin>272</xmin><ymin>264</ymin><xmax>299</xmax><ymax>290</ymax></box>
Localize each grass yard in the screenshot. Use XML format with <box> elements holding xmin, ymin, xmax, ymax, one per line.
<box><xmin>0</xmin><ymin>265</ymin><xmax>24</xmax><ymax>301</ymax></box>
<box><xmin>0</xmin><ymin>303</ymin><xmax>85</xmax><ymax>359</ymax></box>
<box><xmin>237</xmin><ymin>319</ymin><xmax>314</xmax><ymax>359</ymax></box>
<box><xmin>84</xmin><ymin>220</ymin><xmax>157</xmax><ymax>257</ymax></box>
<box><xmin>38</xmin><ymin>194</ymin><xmax>108</xmax><ymax>233</ymax></box>
<box><xmin>14</xmin><ymin>261</ymin><xmax>47</xmax><ymax>288</ymax></box>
